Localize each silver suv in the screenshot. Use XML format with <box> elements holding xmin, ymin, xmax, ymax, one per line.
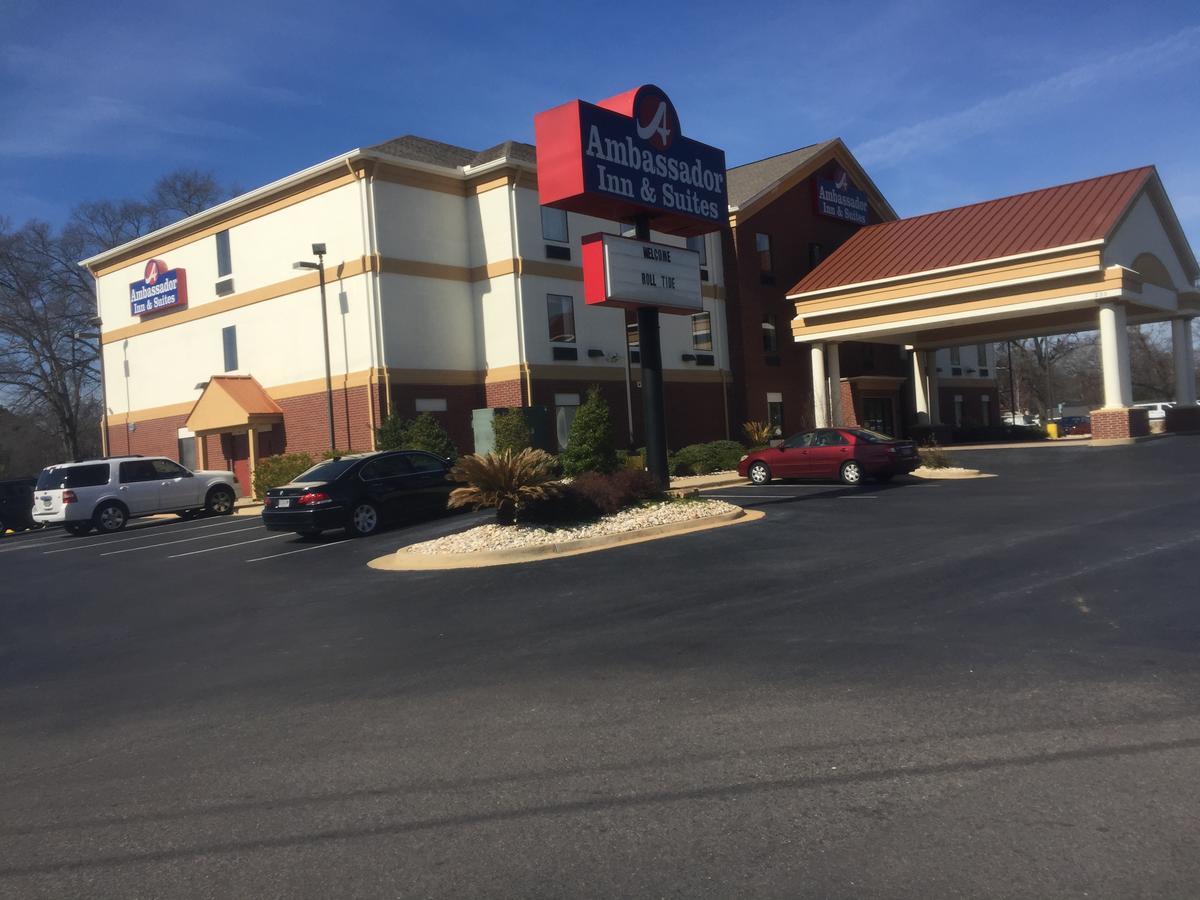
<box><xmin>32</xmin><ymin>456</ymin><xmax>238</xmax><ymax>536</ymax></box>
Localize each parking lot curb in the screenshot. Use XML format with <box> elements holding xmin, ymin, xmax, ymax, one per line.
<box><xmin>910</xmin><ymin>468</ymin><xmax>996</xmax><ymax>479</ymax></box>
<box><xmin>369</xmin><ymin>506</ymin><xmax>765</xmax><ymax>571</ymax></box>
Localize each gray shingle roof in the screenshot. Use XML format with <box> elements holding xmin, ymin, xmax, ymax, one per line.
<box><xmin>368</xmin><ymin>135</ymin><xmax>536</xmax><ymax>170</ymax></box>
<box><xmin>726</xmin><ymin>139</ymin><xmax>837</xmax><ymax>209</ymax></box>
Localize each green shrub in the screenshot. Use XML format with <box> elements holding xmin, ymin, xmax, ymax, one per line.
<box><xmin>252</xmin><ymin>452</ymin><xmax>314</xmax><ymax>500</ymax></box>
<box><xmin>918</xmin><ymin>445</ymin><xmax>955</xmax><ymax>469</ymax></box>
<box><xmin>376</xmin><ymin>412</ymin><xmax>457</xmax><ymax>459</ymax></box>
<box><xmin>492</xmin><ymin>408</ymin><xmax>533</xmax><ymax>455</ymax></box>
<box><xmin>560</xmin><ymin>386</ymin><xmax>619</xmax><ymax>476</ymax></box>
<box><xmin>321</xmin><ymin>448</ymin><xmax>355</xmax><ymax>460</ymax></box>
<box><xmin>447</xmin><ymin>448</ymin><xmax>561</xmax><ymax>525</ymax></box>
<box><xmin>669</xmin><ymin>440</ymin><xmax>746</xmax><ymax>476</ymax></box>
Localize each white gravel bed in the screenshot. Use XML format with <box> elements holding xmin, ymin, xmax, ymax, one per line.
<box><xmin>405</xmin><ymin>499</ymin><xmax>740</xmax><ymax>555</ymax></box>
<box><xmin>912</xmin><ymin>465</ymin><xmax>976</xmax><ymax>475</ymax></box>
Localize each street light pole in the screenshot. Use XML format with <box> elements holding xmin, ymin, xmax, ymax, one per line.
<box><xmin>294</xmin><ymin>244</ymin><xmax>336</xmax><ymax>451</ymax></box>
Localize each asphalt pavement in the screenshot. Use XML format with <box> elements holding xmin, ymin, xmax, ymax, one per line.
<box><xmin>2</xmin><ymin>437</ymin><xmax>1199</xmax><ymax>897</ymax></box>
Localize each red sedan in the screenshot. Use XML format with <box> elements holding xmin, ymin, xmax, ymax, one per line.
<box><xmin>737</xmin><ymin>428</ymin><xmax>920</xmax><ymax>486</ymax></box>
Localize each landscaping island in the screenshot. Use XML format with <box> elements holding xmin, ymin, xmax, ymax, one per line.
<box><xmin>370</xmin><ymin>498</ymin><xmax>762</xmax><ymax>571</ymax></box>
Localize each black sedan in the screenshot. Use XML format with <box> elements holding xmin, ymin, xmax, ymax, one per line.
<box><xmin>1</xmin><ymin>478</ymin><xmax>39</xmax><ymax>533</ymax></box>
<box><xmin>261</xmin><ymin>450</ymin><xmax>454</xmax><ymax>537</ymax></box>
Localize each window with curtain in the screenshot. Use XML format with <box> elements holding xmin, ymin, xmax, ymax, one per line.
<box><xmin>691</xmin><ymin>312</ymin><xmax>712</xmax><ymax>351</ymax></box>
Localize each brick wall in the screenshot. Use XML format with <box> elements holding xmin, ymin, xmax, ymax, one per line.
<box><xmin>1091</xmin><ymin>407</ymin><xmax>1150</xmax><ymax>440</ymax></box>
<box><xmin>107</xmin><ymin>412</ymin><xmax>188</xmax><ymax>462</ymax></box>
<box><xmin>836</xmin><ymin>381</ymin><xmax>859</xmax><ymax>427</ymax></box>
<box><xmin>484</xmin><ymin>379</ymin><xmax>524</xmax><ymax>408</ymax></box>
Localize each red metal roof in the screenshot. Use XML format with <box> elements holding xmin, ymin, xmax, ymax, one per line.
<box><xmin>790</xmin><ymin>166</ymin><xmax>1155</xmax><ymax>296</ymax></box>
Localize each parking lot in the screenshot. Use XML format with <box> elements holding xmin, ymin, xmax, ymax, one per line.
<box><xmin>0</xmin><ymin>505</ymin><xmax>488</xmax><ymax>571</ymax></box>
<box><xmin>3</xmin><ymin>437</ymin><xmax>1200</xmax><ymax>897</ymax></box>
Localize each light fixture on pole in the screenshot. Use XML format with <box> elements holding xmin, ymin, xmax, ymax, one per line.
<box><xmin>293</xmin><ymin>243</ymin><xmax>336</xmax><ymax>451</ymax></box>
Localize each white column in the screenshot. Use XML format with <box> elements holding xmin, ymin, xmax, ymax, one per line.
<box><xmin>811</xmin><ymin>343</ymin><xmax>829</xmax><ymax>428</ymax></box>
<box><xmin>926</xmin><ymin>351</ymin><xmax>941</xmax><ymax>425</ymax></box>
<box><xmin>827</xmin><ymin>342</ymin><xmax>843</xmax><ymax>426</ymax></box>
<box><xmin>1172</xmin><ymin>317</ymin><xmax>1197</xmax><ymax>405</ymax></box>
<box><xmin>911</xmin><ymin>349</ymin><xmax>929</xmax><ymax>424</ymax></box>
<box><xmin>1098</xmin><ymin>302</ymin><xmax>1133</xmax><ymax>408</ymax></box>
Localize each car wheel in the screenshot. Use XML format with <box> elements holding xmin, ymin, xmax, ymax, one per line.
<box><xmin>348</xmin><ymin>502</ymin><xmax>379</xmax><ymax>537</ymax></box>
<box><xmin>65</xmin><ymin>522</ymin><xmax>92</xmax><ymax>536</ymax></box>
<box><xmin>93</xmin><ymin>502</ymin><xmax>128</xmax><ymax>533</ymax></box>
<box><xmin>748</xmin><ymin>461</ymin><xmax>772</xmax><ymax>485</ymax></box>
<box><xmin>205</xmin><ymin>486</ymin><xmax>236</xmax><ymax>516</ymax></box>
<box><xmin>839</xmin><ymin>461</ymin><xmax>864</xmax><ymax>486</ymax></box>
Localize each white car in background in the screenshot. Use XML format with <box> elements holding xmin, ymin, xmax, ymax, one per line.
<box><xmin>32</xmin><ymin>456</ymin><xmax>238</xmax><ymax>536</ymax></box>
<box><xmin>1132</xmin><ymin>401</ymin><xmax>1174</xmax><ymax>421</ymax></box>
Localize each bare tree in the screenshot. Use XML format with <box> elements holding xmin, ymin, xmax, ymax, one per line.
<box><xmin>1128</xmin><ymin>324</ymin><xmax>1175</xmax><ymax>401</ymax></box>
<box><xmin>0</xmin><ymin>170</ymin><xmax>234</xmax><ymax>460</ymax></box>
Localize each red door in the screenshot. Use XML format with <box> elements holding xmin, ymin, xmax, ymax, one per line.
<box><xmin>221</xmin><ymin>433</ymin><xmax>252</xmax><ymax>497</ymax></box>
<box><xmin>773</xmin><ymin>431</ymin><xmax>815</xmax><ymax>477</ymax></box>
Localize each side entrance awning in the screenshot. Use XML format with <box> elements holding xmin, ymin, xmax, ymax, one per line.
<box><xmin>185</xmin><ymin>375</ymin><xmax>284</xmax><ymax>436</ymax></box>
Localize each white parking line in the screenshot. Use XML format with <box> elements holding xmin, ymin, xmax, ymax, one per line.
<box><xmin>246</xmin><ymin>539</ymin><xmax>350</xmax><ymax>562</ymax></box>
<box><xmin>839</xmin><ymin>495</ymin><xmax>878</xmax><ymax>499</ymax></box>
<box><xmin>100</xmin><ymin>524</ymin><xmax>263</xmax><ymax>557</ymax></box>
<box><xmin>44</xmin><ymin>518</ymin><xmax>254</xmax><ymax>555</ymax></box>
<box><xmin>168</xmin><ymin>533</ymin><xmax>290</xmax><ymax>559</ymax></box>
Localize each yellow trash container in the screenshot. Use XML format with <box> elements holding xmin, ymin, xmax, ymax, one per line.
<box><xmin>1046</xmin><ymin>422</ymin><xmax>1059</xmax><ymax>439</ymax></box>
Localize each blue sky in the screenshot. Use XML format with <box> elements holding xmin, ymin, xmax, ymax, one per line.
<box><xmin>2</xmin><ymin>0</ymin><xmax>1198</xmax><ymax>253</ymax></box>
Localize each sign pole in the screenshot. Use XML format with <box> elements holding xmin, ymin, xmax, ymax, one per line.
<box><xmin>634</xmin><ymin>216</ymin><xmax>670</xmax><ymax>489</ymax></box>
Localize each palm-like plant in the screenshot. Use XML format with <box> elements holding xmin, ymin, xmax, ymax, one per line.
<box><xmin>447</xmin><ymin>448</ymin><xmax>562</xmax><ymax>525</ymax></box>
<box><xmin>742</xmin><ymin>420</ymin><xmax>773</xmax><ymax>447</ymax></box>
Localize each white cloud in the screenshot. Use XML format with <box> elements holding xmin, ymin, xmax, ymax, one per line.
<box><xmin>856</xmin><ymin>25</ymin><xmax>1200</xmax><ymax>168</ymax></box>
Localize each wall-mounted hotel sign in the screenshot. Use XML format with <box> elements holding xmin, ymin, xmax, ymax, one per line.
<box><xmin>129</xmin><ymin>258</ymin><xmax>188</xmax><ymax>317</ymax></box>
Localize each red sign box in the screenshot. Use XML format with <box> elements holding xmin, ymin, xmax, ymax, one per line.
<box><xmin>534</xmin><ymin>85</ymin><xmax>727</xmax><ymax>237</ymax></box>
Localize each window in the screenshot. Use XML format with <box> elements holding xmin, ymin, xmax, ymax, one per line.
<box><xmin>691</xmin><ymin>312</ymin><xmax>712</xmax><ymax>351</ymax></box>
<box><xmin>541</xmin><ymin>207</ymin><xmax>568</xmax><ymax>243</ymax></box>
<box><xmin>151</xmin><ymin>459</ymin><xmax>188</xmax><ymax>478</ymax></box>
<box><xmin>949</xmin><ymin>346</ymin><xmax>961</xmax><ymax>366</ymax></box>
<box><xmin>415</xmin><ymin>398</ymin><xmax>448</xmax><ymax>412</ymax></box>
<box><xmin>547</xmin><ymin>294</ymin><xmax>575</xmax><ymax>343</ymax></box>
<box><xmin>119</xmin><ymin>460</ymin><xmax>158</xmax><ymax>483</ymax></box>
<box><xmin>36</xmin><ymin>464</ymin><xmax>109</xmax><ymax>490</ymax></box>
<box><xmin>976</xmin><ymin>343</ymin><xmax>990</xmax><ymax>375</ymax></box>
<box><xmin>178</xmin><ymin>437</ymin><xmax>197</xmax><ymax>471</ymax></box>
<box><xmin>756</xmin><ymin>233</ymin><xmax>772</xmax><ymax>272</ymax></box>
<box><xmin>767</xmin><ymin>392</ymin><xmax>784</xmax><ymax>438</ymax></box>
<box><xmin>954</xmin><ymin>395</ymin><xmax>964</xmax><ymax>427</ymax></box>
<box><xmin>981</xmin><ymin>394</ymin><xmax>992</xmax><ymax>424</ymax></box>
<box><xmin>808</xmin><ymin>243</ymin><xmax>824</xmax><ymax>271</ymax></box>
<box><xmin>222</xmin><ymin>325</ymin><xmax>238</xmax><ymax>372</ymax></box>
<box><xmin>405</xmin><ymin>452</ymin><xmax>448</xmax><ymax>472</ymax></box>
<box><xmin>783</xmin><ymin>431</ymin><xmax>813</xmax><ymax>449</ymax></box>
<box><xmin>554</xmin><ymin>392</ymin><xmax>581</xmax><ymax>450</ymax></box>
<box><xmin>812</xmin><ymin>430</ymin><xmax>848</xmax><ymax>447</ymax></box>
<box><xmin>295</xmin><ymin>458</ymin><xmax>359</xmax><ymax>482</ymax></box>
<box><xmin>762</xmin><ymin>314</ymin><xmax>778</xmax><ymax>352</ymax></box>
<box><xmin>216</xmin><ymin>230</ymin><xmax>232</xmax><ymax>277</ymax></box>
<box><xmin>862</xmin><ymin>343</ymin><xmax>876</xmax><ymax>371</ymax></box>
<box><xmin>625</xmin><ymin>313</ymin><xmax>640</xmax><ymax>363</ymax></box>
<box><xmin>686</xmin><ymin>234</ymin><xmax>708</xmax><ymax>267</ymax></box>
<box><xmin>361</xmin><ymin>455</ymin><xmax>409</xmax><ymax>480</ymax></box>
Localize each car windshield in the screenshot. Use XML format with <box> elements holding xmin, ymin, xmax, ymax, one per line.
<box><xmin>847</xmin><ymin>428</ymin><xmax>895</xmax><ymax>444</ymax></box>
<box><xmin>292</xmin><ymin>457</ymin><xmax>363</xmax><ymax>483</ymax></box>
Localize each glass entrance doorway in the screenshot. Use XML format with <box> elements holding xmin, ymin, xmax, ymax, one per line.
<box><xmin>863</xmin><ymin>397</ymin><xmax>895</xmax><ymax>436</ymax></box>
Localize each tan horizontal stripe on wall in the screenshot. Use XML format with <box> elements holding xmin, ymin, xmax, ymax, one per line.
<box><xmin>102</xmin><ymin>255</ymin><xmax>373</xmax><ymax>344</ymax></box>
<box><xmin>91</xmin><ymin>169</ymin><xmax>364</xmax><ymax>278</ymax></box>
<box><xmin>104</xmin><ymin>252</ymin><xmax>728</xmax><ymax>344</ymax></box>
<box><xmin>111</xmin><ymin>362</ymin><xmax>730</xmax><ymax>424</ymax></box>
